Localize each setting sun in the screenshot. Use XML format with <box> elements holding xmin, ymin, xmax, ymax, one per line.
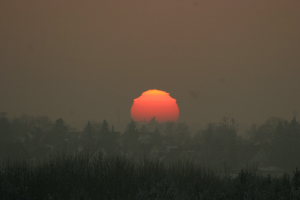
<box><xmin>131</xmin><ymin>89</ymin><xmax>179</xmax><ymax>123</ymax></box>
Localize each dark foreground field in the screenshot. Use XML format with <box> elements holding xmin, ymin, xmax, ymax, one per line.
<box><xmin>1</xmin><ymin>152</ymin><xmax>300</xmax><ymax>200</ymax></box>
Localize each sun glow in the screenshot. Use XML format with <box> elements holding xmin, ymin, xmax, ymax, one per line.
<box><xmin>131</xmin><ymin>89</ymin><xmax>179</xmax><ymax>123</ymax></box>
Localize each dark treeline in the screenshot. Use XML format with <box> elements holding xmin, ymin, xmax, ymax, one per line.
<box><xmin>1</xmin><ymin>111</ymin><xmax>300</xmax><ymax>173</ymax></box>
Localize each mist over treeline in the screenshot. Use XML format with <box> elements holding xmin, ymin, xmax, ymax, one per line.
<box><xmin>1</xmin><ymin>111</ymin><xmax>300</xmax><ymax>173</ymax></box>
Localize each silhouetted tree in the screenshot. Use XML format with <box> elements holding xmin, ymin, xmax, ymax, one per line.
<box><xmin>199</xmin><ymin>118</ymin><xmax>238</xmax><ymax>167</ymax></box>
<box><xmin>151</xmin><ymin>127</ymin><xmax>163</xmax><ymax>148</ymax></box>
<box><xmin>148</xmin><ymin>117</ymin><xmax>159</xmax><ymax>132</ymax></box>
<box><xmin>245</xmin><ymin>116</ymin><xmax>300</xmax><ymax>169</ymax></box>
<box><xmin>163</xmin><ymin>122</ymin><xmax>175</xmax><ymax>145</ymax></box>
<box><xmin>0</xmin><ymin>112</ymin><xmax>8</xmax><ymax>119</ymax></box>
<box><xmin>100</xmin><ymin>120</ymin><xmax>110</xmax><ymax>140</ymax></box>
<box><xmin>83</xmin><ymin>121</ymin><xmax>94</xmax><ymax>138</ymax></box>
<box><xmin>80</xmin><ymin>121</ymin><xmax>97</xmax><ymax>151</ymax></box>
<box><xmin>123</xmin><ymin>120</ymin><xmax>139</xmax><ymax>154</ymax></box>
<box><xmin>199</xmin><ymin>123</ymin><xmax>218</xmax><ymax>165</ymax></box>
<box><xmin>53</xmin><ymin>118</ymin><xmax>68</xmax><ymax>134</ymax></box>
<box><xmin>11</xmin><ymin>114</ymin><xmax>35</xmax><ymax>138</ymax></box>
<box><xmin>217</xmin><ymin>117</ymin><xmax>238</xmax><ymax>167</ymax></box>
<box><xmin>34</xmin><ymin>115</ymin><xmax>53</xmax><ymax>133</ymax></box>
<box><xmin>248</xmin><ymin>117</ymin><xmax>286</xmax><ymax>145</ymax></box>
<box><xmin>174</xmin><ymin>122</ymin><xmax>191</xmax><ymax>147</ymax></box>
<box><xmin>90</xmin><ymin>121</ymin><xmax>101</xmax><ymax>132</ymax></box>
<box><xmin>271</xmin><ymin>117</ymin><xmax>300</xmax><ymax>169</ymax></box>
<box><xmin>125</xmin><ymin>120</ymin><xmax>138</xmax><ymax>135</ymax></box>
<box><xmin>44</xmin><ymin>118</ymin><xmax>68</xmax><ymax>148</ymax></box>
<box><xmin>0</xmin><ymin>113</ymin><xmax>14</xmax><ymax>160</ymax></box>
<box><xmin>140</xmin><ymin>125</ymin><xmax>148</xmax><ymax>133</ymax></box>
<box><xmin>0</xmin><ymin>112</ymin><xmax>13</xmax><ymax>144</ymax></box>
<box><xmin>0</xmin><ymin>112</ymin><xmax>11</xmax><ymax>134</ymax></box>
<box><xmin>98</xmin><ymin>120</ymin><xmax>119</xmax><ymax>153</ymax></box>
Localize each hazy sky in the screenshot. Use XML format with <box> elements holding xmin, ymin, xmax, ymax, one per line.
<box><xmin>1</xmin><ymin>0</ymin><xmax>299</xmax><ymax>132</ymax></box>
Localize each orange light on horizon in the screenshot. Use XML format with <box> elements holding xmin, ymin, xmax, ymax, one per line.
<box><xmin>131</xmin><ymin>89</ymin><xmax>179</xmax><ymax>123</ymax></box>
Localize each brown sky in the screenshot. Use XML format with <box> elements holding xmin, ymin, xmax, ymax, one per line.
<box><xmin>1</xmin><ymin>0</ymin><xmax>299</xmax><ymax>132</ymax></box>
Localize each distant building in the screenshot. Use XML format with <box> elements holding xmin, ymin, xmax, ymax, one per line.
<box><xmin>250</xmin><ymin>147</ymin><xmax>270</xmax><ymax>167</ymax></box>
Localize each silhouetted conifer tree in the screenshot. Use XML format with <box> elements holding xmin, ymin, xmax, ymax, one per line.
<box><xmin>53</xmin><ymin>118</ymin><xmax>68</xmax><ymax>134</ymax></box>
<box><xmin>0</xmin><ymin>112</ymin><xmax>13</xmax><ymax>145</ymax></box>
<box><xmin>82</xmin><ymin>121</ymin><xmax>95</xmax><ymax>150</ymax></box>
<box><xmin>83</xmin><ymin>121</ymin><xmax>93</xmax><ymax>138</ymax></box>
<box><xmin>123</xmin><ymin>120</ymin><xmax>139</xmax><ymax>154</ymax></box>
<box><xmin>100</xmin><ymin>120</ymin><xmax>110</xmax><ymax>135</ymax></box>
<box><xmin>45</xmin><ymin>118</ymin><xmax>68</xmax><ymax>149</ymax></box>
<box><xmin>99</xmin><ymin>120</ymin><xmax>119</xmax><ymax>153</ymax></box>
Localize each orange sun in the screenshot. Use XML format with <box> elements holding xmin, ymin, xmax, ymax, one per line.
<box><xmin>131</xmin><ymin>89</ymin><xmax>179</xmax><ymax>123</ymax></box>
